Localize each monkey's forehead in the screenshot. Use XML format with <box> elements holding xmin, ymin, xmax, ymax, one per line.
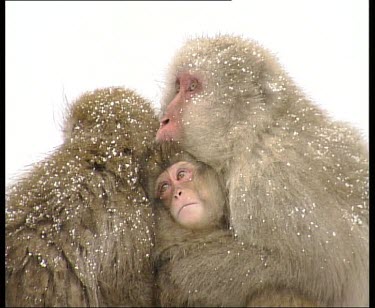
<box><xmin>171</xmin><ymin>35</ymin><xmax>268</xmax><ymax>72</ymax></box>
<box><xmin>162</xmin><ymin>35</ymin><xmax>293</xmax><ymax>104</ymax></box>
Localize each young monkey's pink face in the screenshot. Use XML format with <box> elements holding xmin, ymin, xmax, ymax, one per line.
<box><xmin>155</xmin><ymin>161</ymin><xmax>212</xmax><ymax>229</ymax></box>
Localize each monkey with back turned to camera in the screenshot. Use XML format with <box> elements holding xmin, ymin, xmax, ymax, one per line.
<box><xmin>6</xmin><ymin>87</ymin><xmax>159</xmax><ymax>307</ymax></box>
<box><xmin>155</xmin><ymin>36</ymin><xmax>369</xmax><ymax>306</ymax></box>
<box><xmin>141</xmin><ymin>142</ymin><xmax>318</xmax><ymax>307</ymax></box>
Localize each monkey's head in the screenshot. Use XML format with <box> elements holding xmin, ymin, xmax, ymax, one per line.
<box><xmin>140</xmin><ymin>142</ymin><xmax>227</xmax><ymax>230</ymax></box>
<box><xmin>156</xmin><ymin>35</ymin><xmax>299</xmax><ymax>166</ymax></box>
<box><xmin>63</xmin><ymin>87</ymin><xmax>159</xmax><ymax>157</ymax></box>
<box><xmin>140</xmin><ymin>142</ymin><xmax>200</xmax><ymax>202</ymax></box>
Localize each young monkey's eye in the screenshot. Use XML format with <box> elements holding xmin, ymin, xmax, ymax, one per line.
<box><xmin>189</xmin><ymin>79</ymin><xmax>198</xmax><ymax>91</ymax></box>
<box><xmin>177</xmin><ymin>170</ymin><xmax>186</xmax><ymax>180</ymax></box>
<box><xmin>159</xmin><ymin>183</ymin><xmax>169</xmax><ymax>196</ymax></box>
<box><xmin>177</xmin><ymin>170</ymin><xmax>190</xmax><ymax>181</ymax></box>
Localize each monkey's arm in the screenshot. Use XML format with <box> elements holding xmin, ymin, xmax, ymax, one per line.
<box><xmin>6</xmin><ymin>227</ymin><xmax>90</xmax><ymax>306</ymax></box>
<box><xmin>6</xmin><ymin>165</ymin><xmax>94</xmax><ymax>306</ymax></box>
<box><xmin>225</xmin><ymin>153</ymin><xmax>368</xmax><ymax>307</ymax></box>
<box><xmin>246</xmin><ymin>289</ymin><xmax>317</xmax><ymax>307</ymax></box>
<box><xmin>155</xmin><ymin>231</ymin><xmax>320</xmax><ymax>307</ymax></box>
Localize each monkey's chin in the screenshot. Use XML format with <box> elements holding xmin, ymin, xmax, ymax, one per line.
<box><xmin>176</xmin><ymin>203</ymin><xmax>205</xmax><ymax>228</ymax></box>
<box><xmin>177</xmin><ymin>203</ymin><xmax>198</xmax><ymax>216</ymax></box>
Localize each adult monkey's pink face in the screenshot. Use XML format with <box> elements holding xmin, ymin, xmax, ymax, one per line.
<box><xmin>155</xmin><ymin>35</ymin><xmax>272</xmax><ymax>165</ymax></box>
<box><xmin>155</xmin><ymin>71</ymin><xmax>204</xmax><ymax>142</ymax></box>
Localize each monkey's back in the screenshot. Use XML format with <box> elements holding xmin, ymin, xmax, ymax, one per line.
<box><xmin>6</xmin><ymin>87</ymin><xmax>159</xmax><ymax>306</ymax></box>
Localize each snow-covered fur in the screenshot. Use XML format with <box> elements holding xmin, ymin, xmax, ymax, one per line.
<box><xmin>6</xmin><ymin>87</ymin><xmax>159</xmax><ymax>306</ymax></box>
<box><xmin>159</xmin><ymin>35</ymin><xmax>369</xmax><ymax>306</ymax></box>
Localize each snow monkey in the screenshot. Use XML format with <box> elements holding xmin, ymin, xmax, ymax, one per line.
<box><xmin>156</xmin><ymin>36</ymin><xmax>369</xmax><ymax>306</ymax></box>
<box><xmin>6</xmin><ymin>87</ymin><xmax>159</xmax><ymax>307</ymax></box>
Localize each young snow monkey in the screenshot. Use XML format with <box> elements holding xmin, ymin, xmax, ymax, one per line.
<box><xmin>146</xmin><ymin>142</ymin><xmax>228</xmax><ymax>231</ymax></box>
<box><xmin>141</xmin><ymin>142</ymin><xmax>229</xmax><ymax>244</ymax></box>
<box><xmin>141</xmin><ymin>142</ymin><xmax>317</xmax><ymax>307</ymax></box>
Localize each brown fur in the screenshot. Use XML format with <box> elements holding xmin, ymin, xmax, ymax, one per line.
<box><xmin>6</xmin><ymin>87</ymin><xmax>159</xmax><ymax>306</ymax></box>
<box><xmin>158</xmin><ymin>35</ymin><xmax>369</xmax><ymax>306</ymax></box>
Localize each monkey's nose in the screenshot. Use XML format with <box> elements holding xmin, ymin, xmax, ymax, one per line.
<box><xmin>160</xmin><ymin>118</ymin><xmax>170</xmax><ymax>127</ymax></box>
<box><xmin>174</xmin><ymin>190</ymin><xmax>182</xmax><ymax>198</ymax></box>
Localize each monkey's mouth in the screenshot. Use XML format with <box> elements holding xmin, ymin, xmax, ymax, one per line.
<box><xmin>177</xmin><ymin>203</ymin><xmax>197</xmax><ymax>216</ymax></box>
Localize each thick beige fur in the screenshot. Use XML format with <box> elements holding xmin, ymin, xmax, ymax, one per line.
<box><xmin>158</xmin><ymin>35</ymin><xmax>369</xmax><ymax>306</ymax></box>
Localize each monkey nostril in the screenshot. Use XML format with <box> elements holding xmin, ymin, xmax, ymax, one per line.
<box><xmin>161</xmin><ymin>118</ymin><xmax>170</xmax><ymax>126</ymax></box>
<box><xmin>174</xmin><ymin>190</ymin><xmax>182</xmax><ymax>198</ymax></box>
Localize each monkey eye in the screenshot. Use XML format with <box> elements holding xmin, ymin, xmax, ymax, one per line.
<box><xmin>158</xmin><ymin>182</ymin><xmax>170</xmax><ymax>197</ymax></box>
<box><xmin>189</xmin><ymin>79</ymin><xmax>198</xmax><ymax>91</ymax></box>
<box><xmin>177</xmin><ymin>170</ymin><xmax>186</xmax><ymax>180</ymax></box>
<box><xmin>160</xmin><ymin>182</ymin><xmax>169</xmax><ymax>192</ymax></box>
<box><xmin>176</xmin><ymin>169</ymin><xmax>192</xmax><ymax>181</ymax></box>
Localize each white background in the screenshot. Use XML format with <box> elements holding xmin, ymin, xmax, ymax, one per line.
<box><xmin>6</xmin><ymin>0</ymin><xmax>369</xmax><ymax>186</ymax></box>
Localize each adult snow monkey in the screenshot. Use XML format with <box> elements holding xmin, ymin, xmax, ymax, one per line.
<box><xmin>155</xmin><ymin>35</ymin><xmax>369</xmax><ymax>307</ymax></box>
